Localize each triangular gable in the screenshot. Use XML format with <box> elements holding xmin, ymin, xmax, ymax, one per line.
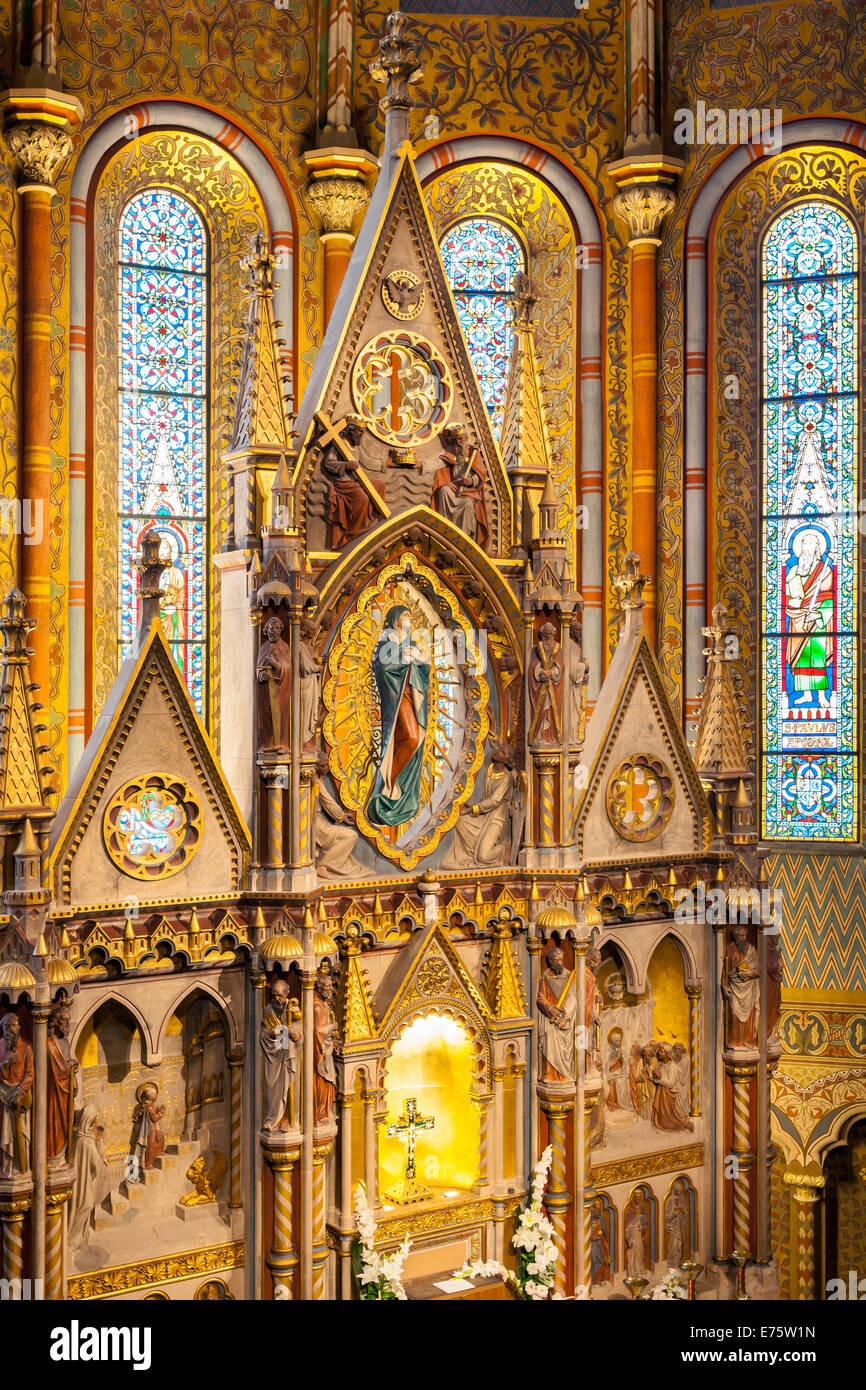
<box><xmin>49</xmin><ymin>624</ymin><xmax>251</xmax><ymax>909</ymax></box>
<box><xmin>377</xmin><ymin>921</ymin><xmax>491</xmax><ymax>1034</ymax></box>
<box><xmin>574</xmin><ymin>624</ymin><xmax>712</xmax><ymax>864</ymax></box>
<box><xmin>292</xmin><ymin>148</ymin><xmax>512</xmax><ymax>556</ymax></box>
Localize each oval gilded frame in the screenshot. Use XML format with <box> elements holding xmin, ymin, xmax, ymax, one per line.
<box><xmin>322</xmin><ymin>553</ymin><xmax>489</xmax><ymax>870</ymax></box>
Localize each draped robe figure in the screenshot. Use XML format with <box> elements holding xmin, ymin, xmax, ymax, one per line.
<box><xmin>321</xmin><ymin>422</ymin><xmax>384</xmax><ymax>549</ymax></box>
<box><xmin>665</xmin><ymin>1180</ymin><xmax>690</xmax><ymax>1268</ymax></box>
<box><xmin>314</xmin><ymin>765</ymin><xmax>364</xmax><ymax>878</ymax></box>
<box><xmin>784</xmin><ymin>529</ymin><xmax>834</xmax><ymax>705</ymax></box>
<box><xmin>299</xmin><ymin>620</ymin><xmax>322</xmax><ymax>752</ymax></box>
<box><xmin>624</xmin><ymin>1195</ymin><xmax>649</xmax><ymax>1277</ymax></box>
<box><xmin>431</xmin><ymin>426</ymin><xmax>490</xmax><ymax>550</ymax></box>
<box><xmin>261</xmin><ymin>979</ymin><xmax>302</xmax><ymax>1131</ymax></box>
<box><xmin>767</xmin><ymin>934</ymin><xmax>783</xmax><ymax>1046</ymax></box>
<box><xmin>537</xmin><ymin>947</ymin><xmax>577</xmax><ymax>1083</ymax></box>
<box><xmin>132</xmin><ymin>1084</ymin><xmax>165</xmax><ymax>1172</ymax></box>
<box><xmin>589</xmin><ymin>1201</ymin><xmax>611</xmax><ymax>1284</ymax></box>
<box><xmin>441</xmin><ymin>747</ymin><xmax>514</xmax><ymax>867</ymax></box>
<box><xmin>721</xmin><ymin>925</ymin><xmax>760</xmax><ymax>1050</ymax></box>
<box><xmin>366</xmin><ymin>605</ymin><xmax>430</xmax><ymax>829</ymax></box>
<box><xmin>313</xmin><ymin>974</ymin><xmax>337</xmax><ymax>1124</ymax></box>
<box><xmin>256</xmin><ymin>616</ymin><xmax>292</xmax><ymax>751</ymax></box>
<box><xmin>68</xmin><ymin>1105</ymin><xmax>109</xmax><ymax>1249</ymax></box>
<box><xmin>672</xmin><ymin>1042</ymin><xmax>690</xmax><ymax>1118</ymax></box>
<box><xmin>651</xmin><ymin>1045</ymin><xmax>694</xmax><ymax>1133</ymax></box>
<box><xmin>0</xmin><ymin>1014</ymin><xmax>33</xmax><ymax>1177</ymax></box>
<box><xmin>46</xmin><ymin>1004</ymin><xmax>75</xmax><ymax>1161</ymax></box>
<box><xmin>528</xmin><ymin>623</ymin><xmax>565</xmax><ymax>745</ymax></box>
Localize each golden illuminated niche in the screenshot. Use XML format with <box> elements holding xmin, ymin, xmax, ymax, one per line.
<box><xmin>605</xmin><ymin>754</ymin><xmax>674</xmax><ymax>842</ymax></box>
<box><xmin>102</xmin><ymin>773</ymin><xmax>203</xmax><ymax>880</ymax></box>
<box><xmin>379</xmin><ymin>1013</ymin><xmax>480</xmax><ymax>1200</ymax></box>
<box><xmin>596</xmin><ymin>936</ymin><xmax>688</xmax><ymax>1048</ymax></box>
<box><xmin>322</xmin><ymin>552</ymin><xmax>489</xmax><ymax>870</ymax></box>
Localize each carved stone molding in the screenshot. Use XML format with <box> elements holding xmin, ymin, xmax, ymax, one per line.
<box><xmin>5</xmin><ymin>122</ymin><xmax>72</xmax><ymax>186</ymax></box>
<box><xmin>66</xmin><ymin>1240</ymin><xmax>245</xmax><ymax>1299</ymax></box>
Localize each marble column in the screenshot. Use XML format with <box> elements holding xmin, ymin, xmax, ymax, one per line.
<box><xmin>686</xmin><ymin>984</ymin><xmax>701</xmax><ymax>1116</ymax></box>
<box><xmin>1</xmin><ymin>91</ymin><xmax>81</xmax><ymax>704</ymax></box>
<box><xmin>312</xmin><ymin>1142</ymin><xmax>333</xmax><ymax>1300</ymax></box>
<box><xmin>607</xmin><ymin>165</ymin><xmax>679</xmax><ymax>645</ymax></box>
<box><xmin>784</xmin><ymin>1170</ymin><xmax>824</xmax><ymax>1302</ymax></box>
<box><xmin>263</xmin><ymin>1149</ymin><xmax>298</xmax><ymax>1298</ymax></box>
<box><xmin>227</xmin><ymin>1049</ymin><xmax>245</xmax><ymax>1209</ymax></box>
<box><xmin>304</xmin><ymin>153</ymin><xmax>375</xmax><ymax>326</ymax></box>
<box><xmin>539</xmin><ymin>1097</ymin><xmax>573</xmax><ymax>1298</ymax></box>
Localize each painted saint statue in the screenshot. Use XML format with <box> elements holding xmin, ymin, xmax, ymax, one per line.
<box><xmin>784</xmin><ymin>527</ymin><xmax>834</xmax><ymax>708</ymax></box>
<box><xmin>366</xmin><ymin>605</ymin><xmax>431</xmax><ymax>829</ymax></box>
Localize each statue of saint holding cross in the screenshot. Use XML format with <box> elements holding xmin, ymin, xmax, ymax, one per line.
<box><xmin>317</xmin><ymin>412</ymin><xmax>390</xmax><ymax>549</ymax></box>
<box><xmin>385</xmin><ymin>1096</ymin><xmax>436</xmax><ymax>1204</ymax></box>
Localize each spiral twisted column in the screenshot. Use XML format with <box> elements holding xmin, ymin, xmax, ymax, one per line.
<box><xmin>729</xmin><ymin>1064</ymin><xmax>756</xmax><ymax>1256</ymax></box>
<box><xmin>312</xmin><ymin>1142</ymin><xmax>333</xmax><ymax>1300</ymax></box>
<box><xmin>685</xmin><ymin>985</ymin><xmax>701</xmax><ymax>1115</ymax></box>
<box><xmin>263</xmin><ymin>1148</ymin><xmax>298</xmax><ymax>1299</ymax></box>
<box><xmin>540</xmin><ymin>1097</ymin><xmax>573</xmax><ymax>1298</ymax></box>
<box><xmin>45</xmin><ymin>1189</ymin><xmax>70</xmax><ymax>1299</ymax></box>
<box><xmin>227</xmin><ymin>1049</ymin><xmax>245</xmax><ymax>1208</ymax></box>
<box><xmin>0</xmin><ymin>1200</ymin><xmax>30</xmax><ymax>1286</ymax></box>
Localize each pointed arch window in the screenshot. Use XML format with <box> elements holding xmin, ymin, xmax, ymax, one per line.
<box><xmin>118</xmin><ymin>189</ymin><xmax>208</xmax><ymax>716</ymax></box>
<box><xmin>761</xmin><ymin>200</ymin><xmax>859</xmax><ymax>839</ymax></box>
<box><xmin>440</xmin><ymin>217</ymin><xmax>524</xmax><ymax>436</ymax></box>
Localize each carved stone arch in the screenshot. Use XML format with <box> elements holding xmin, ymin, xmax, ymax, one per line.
<box><xmin>809</xmin><ymin>1101</ymin><xmax>866</xmax><ymax>1169</ymax></box>
<box><xmin>638</xmin><ymin>925</ymin><xmax>701</xmax><ymax>996</ymax></box>
<box><xmin>69</xmin><ymin>988</ymin><xmax>158</xmax><ymax>1066</ymax></box>
<box><xmin>315</xmin><ymin>504</ymin><xmax>523</xmax><ymax>651</ymax></box>
<box><xmin>381</xmin><ymin>1000</ymin><xmax>493</xmax><ymax>1096</ymax></box>
<box><xmin>155</xmin><ymin>978</ymin><xmax>242</xmax><ymax>1054</ymax></box>
<box><xmin>596</xmin><ymin>931</ymin><xmax>642</xmax><ymax>997</ymax></box>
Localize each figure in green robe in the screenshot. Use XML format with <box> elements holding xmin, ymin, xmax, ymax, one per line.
<box><xmin>366</xmin><ymin>605</ymin><xmax>430</xmax><ymax>829</ymax></box>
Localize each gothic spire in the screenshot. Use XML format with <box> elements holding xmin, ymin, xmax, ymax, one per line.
<box><xmin>500</xmin><ymin>272</ymin><xmax>554</xmax><ymax>545</ymax></box>
<box><xmin>229</xmin><ymin>233</ymin><xmax>292</xmax><ymax>456</ymax></box>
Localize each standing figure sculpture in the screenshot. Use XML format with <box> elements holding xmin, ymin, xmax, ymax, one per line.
<box><xmin>256</xmin><ymin>615</ymin><xmax>292</xmax><ymax>751</ymax></box>
<box><xmin>299</xmin><ymin>618</ymin><xmax>323</xmax><ymax>752</ymax></box>
<box><xmin>131</xmin><ymin>1082</ymin><xmax>165</xmax><ymax>1176</ymax></box>
<box><xmin>665</xmin><ymin>1178</ymin><xmax>691</xmax><ymax>1269</ymax></box>
<box><xmin>721</xmin><ymin>923</ymin><xmax>761</xmax><ymax>1050</ymax></box>
<box><xmin>313</xmin><ymin>971</ymin><xmax>337</xmax><ymax>1125</ymax></box>
<box><xmin>0</xmin><ymin>1012</ymin><xmax>34</xmax><ymax>1177</ymax></box>
<box><xmin>528</xmin><ymin>622</ymin><xmax>565</xmax><ymax>745</ymax></box>
<box><xmin>46</xmin><ymin>1002</ymin><xmax>75</xmax><ymax>1161</ymax></box>
<box><xmin>624</xmin><ymin>1191</ymin><xmax>650</xmax><ymax>1277</ymax></box>
<box><xmin>260</xmin><ymin>977</ymin><xmax>302</xmax><ymax>1131</ymax></box>
<box><xmin>536</xmin><ymin>946</ymin><xmax>577</xmax><ymax>1084</ymax></box>
<box><xmin>68</xmin><ymin>1105</ymin><xmax>109</xmax><ymax>1249</ymax></box>
<box><xmin>431</xmin><ymin>423</ymin><xmax>490</xmax><ymax>548</ymax></box>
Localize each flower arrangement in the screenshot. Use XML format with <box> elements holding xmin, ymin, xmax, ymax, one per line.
<box><xmin>455</xmin><ymin>1146</ymin><xmax>560</xmax><ymax>1301</ymax></box>
<box><xmin>351</xmin><ymin>1183</ymin><xmax>412</xmax><ymax>1300</ymax></box>
<box><xmin>641</xmin><ymin>1271</ymin><xmax>688</xmax><ymax>1300</ymax></box>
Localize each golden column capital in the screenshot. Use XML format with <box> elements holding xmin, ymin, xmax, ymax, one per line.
<box><xmin>612</xmin><ymin>182</ymin><xmax>678</xmax><ymax>247</ymax></box>
<box><xmin>0</xmin><ymin>88</ymin><xmax>82</xmax><ymax>188</ymax></box>
<box><xmin>306</xmin><ymin>173</ymin><xmax>372</xmax><ymax>237</ymax></box>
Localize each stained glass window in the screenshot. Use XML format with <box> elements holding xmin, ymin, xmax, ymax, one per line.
<box><xmin>440</xmin><ymin>218</ymin><xmax>524</xmax><ymax>435</ymax></box>
<box><xmin>118</xmin><ymin>190</ymin><xmax>208</xmax><ymax>716</ymax></box>
<box><xmin>761</xmin><ymin>200</ymin><xmax>859</xmax><ymax>840</ymax></box>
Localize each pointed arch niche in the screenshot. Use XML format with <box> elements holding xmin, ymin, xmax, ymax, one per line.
<box><xmin>85</xmin><ymin>130</ymin><xmax>268</xmax><ymax>739</ymax></box>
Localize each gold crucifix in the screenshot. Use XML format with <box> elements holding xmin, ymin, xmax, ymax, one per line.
<box><xmin>314</xmin><ymin>410</ymin><xmax>391</xmax><ymax>518</ymax></box>
<box><xmin>385</xmin><ymin>1096</ymin><xmax>436</xmax><ymax>1204</ymax></box>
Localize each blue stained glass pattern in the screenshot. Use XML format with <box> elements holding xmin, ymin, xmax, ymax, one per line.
<box><xmin>117</xmin><ymin>190</ymin><xmax>208</xmax><ymax>716</ymax></box>
<box><xmin>440</xmin><ymin>218</ymin><xmax>524</xmax><ymax>435</ymax></box>
<box><xmin>761</xmin><ymin>200</ymin><xmax>859</xmax><ymax>840</ymax></box>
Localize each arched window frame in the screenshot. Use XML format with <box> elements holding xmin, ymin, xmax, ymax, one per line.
<box><xmin>116</xmin><ymin>188</ymin><xmax>210</xmax><ymax>719</ymax></box>
<box><xmin>439</xmin><ymin>215</ymin><xmax>526</xmax><ymax>436</ymax></box>
<box><xmin>759</xmin><ymin>197</ymin><xmax>860</xmax><ymax>842</ymax></box>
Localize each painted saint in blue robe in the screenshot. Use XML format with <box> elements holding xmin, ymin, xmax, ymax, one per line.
<box><xmin>366</xmin><ymin>605</ymin><xmax>430</xmax><ymax>828</ymax></box>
